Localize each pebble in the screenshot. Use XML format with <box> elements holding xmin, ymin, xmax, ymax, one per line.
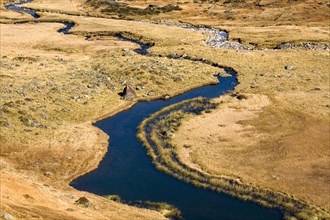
<box><xmin>1</xmin><ymin>213</ymin><xmax>15</xmax><ymax>220</ymax></box>
<box><xmin>75</xmin><ymin>197</ymin><xmax>93</xmax><ymax>208</ymax></box>
<box><xmin>285</xmin><ymin>65</ymin><xmax>294</xmax><ymax>71</ymax></box>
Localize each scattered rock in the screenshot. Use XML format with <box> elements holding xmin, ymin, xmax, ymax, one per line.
<box><xmin>162</xmin><ymin>130</ymin><xmax>173</xmax><ymax>138</ymax></box>
<box><xmin>236</xmin><ymin>94</ymin><xmax>248</xmax><ymax>100</ymax></box>
<box><xmin>75</xmin><ymin>197</ymin><xmax>93</xmax><ymax>208</ymax></box>
<box><xmin>19</xmin><ymin>116</ymin><xmax>47</xmax><ymax>128</ymax></box>
<box><xmin>127</xmin><ymin>50</ymin><xmax>137</xmax><ymax>56</ymax></box>
<box><xmin>135</xmin><ymin>85</ymin><xmax>143</xmax><ymax>90</ymax></box>
<box><xmin>44</xmin><ymin>171</ymin><xmax>54</xmax><ymax>177</ymax></box>
<box><xmin>275</xmin><ymin>42</ymin><xmax>330</xmax><ymax>50</ymax></box>
<box><xmin>71</xmin><ymin>95</ymin><xmax>80</xmax><ymax>101</ymax></box>
<box><xmin>122</xmin><ymin>48</ymin><xmax>137</xmax><ymax>56</ymax></box>
<box><xmin>1</xmin><ymin>213</ymin><xmax>15</xmax><ymax>220</ymax></box>
<box><xmin>65</xmin><ymin>194</ymin><xmax>75</xmax><ymax>199</ymax></box>
<box><xmin>224</xmin><ymin>9</ymin><xmax>233</xmax><ymax>14</ymax></box>
<box><xmin>0</xmin><ymin>105</ymin><xmax>10</xmax><ymax>113</ymax></box>
<box><xmin>57</xmin><ymin>57</ymin><xmax>66</xmax><ymax>63</ymax></box>
<box><xmin>23</xmin><ymin>194</ymin><xmax>33</xmax><ymax>199</ymax></box>
<box><xmin>172</xmin><ymin>75</ymin><xmax>184</xmax><ymax>82</ymax></box>
<box><xmin>66</xmin><ymin>208</ymin><xmax>74</xmax><ymax>212</ymax></box>
<box><xmin>218</xmin><ymin>72</ymin><xmax>232</xmax><ymax>78</ymax></box>
<box><xmin>121</xmin><ymin>85</ymin><xmax>137</xmax><ymax>100</ymax></box>
<box><xmin>162</xmin><ymin>94</ymin><xmax>171</xmax><ymax>100</ymax></box>
<box><xmin>146</xmin><ymin>91</ymin><xmax>156</xmax><ymax>96</ymax></box>
<box><xmin>0</xmin><ymin>121</ymin><xmax>10</xmax><ymax>127</ymax></box>
<box><xmin>284</xmin><ymin>65</ymin><xmax>294</xmax><ymax>71</ymax></box>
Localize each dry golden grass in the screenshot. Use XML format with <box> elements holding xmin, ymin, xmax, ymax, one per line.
<box><xmin>25</xmin><ymin>0</ymin><xmax>85</xmax><ymax>12</ymax></box>
<box><xmin>1</xmin><ymin>0</ymin><xmax>329</xmax><ymax>218</ymax></box>
<box><xmin>83</xmin><ymin>0</ymin><xmax>330</xmax><ymax>48</ymax></box>
<box><xmin>0</xmin><ymin>17</ymin><xmax>219</xmax><ymax>219</ymax></box>
<box><xmin>171</xmin><ymin>49</ymin><xmax>330</xmax><ymax>211</ymax></box>
<box><xmin>220</xmin><ymin>25</ymin><xmax>330</xmax><ymax>48</ymax></box>
<box><xmin>110</xmin><ymin>0</ymin><xmax>330</xmax><ymax>26</ymax></box>
<box><xmin>0</xmin><ymin>23</ymin><xmax>168</xmax><ymax>219</ymax></box>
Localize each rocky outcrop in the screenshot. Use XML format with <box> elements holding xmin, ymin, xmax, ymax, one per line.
<box><xmin>122</xmin><ymin>85</ymin><xmax>137</xmax><ymax>100</ymax></box>
<box><xmin>75</xmin><ymin>197</ymin><xmax>93</xmax><ymax>208</ymax></box>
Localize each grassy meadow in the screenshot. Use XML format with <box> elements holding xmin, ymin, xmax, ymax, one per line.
<box><xmin>0</xmin><ymin>0</ymin><xmax>329</xmax><ymax>219</ymax></box>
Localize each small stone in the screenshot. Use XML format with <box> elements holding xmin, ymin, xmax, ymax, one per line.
<box><xmin>65</xmin><ymin>194</ymin><xmax>75</xmax><ymax>199</ymax></box>
<box><xmin>224</xmin><ymin>9</ymin><xmax>233</xmax><ymax>14</ymax></box>
<box><xmin>172</xmin><ymin>75</ymin><xmax>184</xmax><ymax>82</ymax></box>
<box><xmin>66</xmin><ymin>208</ymin><xmax>74</xmax><ymax>212</ymax></box>
<box><xmin>71</xmin><ymin>95</ymin><xmax>80</xmax><ymax>101</ymax></box>
<box><xmin>75</xmin><ymin>197</ymin><xmax>93</xmax><ymax>208</ymax></box>
<box><xmin>146</xmin><ymin>91</ymin><xmax>156</xmax><ymax>96</ymax></box>
<box><xmin>162</xmin><ymin>130</ymin><xmax>173</xmax><ymax>138</ymax></box>
<box><xmin>236</xmin><ymin>94</ymin><xmax>248</xmax><ymax>100</ymax></box>
<box><xmin>126</xmin><ymin>50</ymin><xmax>137</xmax><ymax>56</ymax></box>
<box><xmin>284</xmin><ymin>65</ymin><xmax>294</xmax><ymax>71</ymax></box>
<box><xmin>44</xmin><ymin>171</ymin><xmax>53</xmax><ymax>177</ymax></box>
<box><xmin>0</xmin><ymin>121</ymin><xmax>10</xmax><ymax>127</ymax></box>
<box><xmin>162</xmin><ymin>94</ymin><xmax>170</xmax><ymax>100</ymax></box>
<box><xmin>1</xmin><ymin>213</ymin><xmax>15</xmax><ymax>220</ymax></box>
<box><xmin>19</xmin><ymin>116</ymin><xmax>47</xmax><ymax>128</ymax></box>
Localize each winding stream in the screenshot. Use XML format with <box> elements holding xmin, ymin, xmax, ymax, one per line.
<box><xmin>71</xmin><ymin>74</ymin><xmax>282</xmax><ymax>220</ymax></box>
<box><xmin>6</xmin><ymin>2</ymin><xmax>283</xmax><ymax>219</ymax></box>
<box><xmin>5</xmin><ymin>0</ymin><xmax>39</xmax><ymax>18</ymax></box>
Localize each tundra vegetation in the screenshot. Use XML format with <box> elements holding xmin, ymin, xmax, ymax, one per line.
<box><xmin>0</xmin><ymin>0</ymin><xmax>329</xmax><ymax>219</ymax></box>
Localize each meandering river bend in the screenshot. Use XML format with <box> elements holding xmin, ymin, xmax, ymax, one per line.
<box><xmin>6</xmin><ymin>2</ymin><xmax>283</xmax><ymax>219</ymax></box>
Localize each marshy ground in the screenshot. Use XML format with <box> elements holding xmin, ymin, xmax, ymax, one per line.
<box><xmin>0</xmin><ymin>0</ymin><xmax>329</xmax><ymax>219</ymax></box>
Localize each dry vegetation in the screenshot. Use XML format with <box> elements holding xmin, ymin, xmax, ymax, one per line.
<box><xmin>170</xmin><ymin>49</ymin><xmax>330</xmax><ymax>215</ymax></box>
<box><xmin>0</xmin><ymin>20</ymin><xmax>219</xmax><ymax>219</ymax></box>
<box><xmin>0</xmin><ymin>0</ymin><xmax>329</xmax><ymax>219</ymax></box>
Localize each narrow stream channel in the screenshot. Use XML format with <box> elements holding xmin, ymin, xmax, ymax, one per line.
<box><xmin>71</xmin><ymin>75</ymin><xmax>282</xmax><ymax>220</ymax></box>
<box><xmin>5</xmin><ymin>0</ymin><xmax>39</xmax><ymax>18</ymax></box>
<box><xmin>6</xmin><ymin>2</ymin><xmax>283</xmax><ymax>219</ymax></box>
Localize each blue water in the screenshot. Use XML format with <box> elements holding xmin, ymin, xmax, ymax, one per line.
<box><xmin>71</xmin><ymin>75</ymin><xmax>283</xmax><ymax>220</ymax></box>
<box><xmin>5</xmin><ymin>0</ymin><xmax>40</xmax><ymax>18</ymax></box>
<box><xmin>57</xmin><ymin>22</ymin><xmax>75</xmax><ymax>34</ymax></box>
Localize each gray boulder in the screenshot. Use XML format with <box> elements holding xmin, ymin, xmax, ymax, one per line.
<box><xmin>122</xmin><ymin>85</ymin><xmax>137</xmax><ymax>100</ymax></box>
